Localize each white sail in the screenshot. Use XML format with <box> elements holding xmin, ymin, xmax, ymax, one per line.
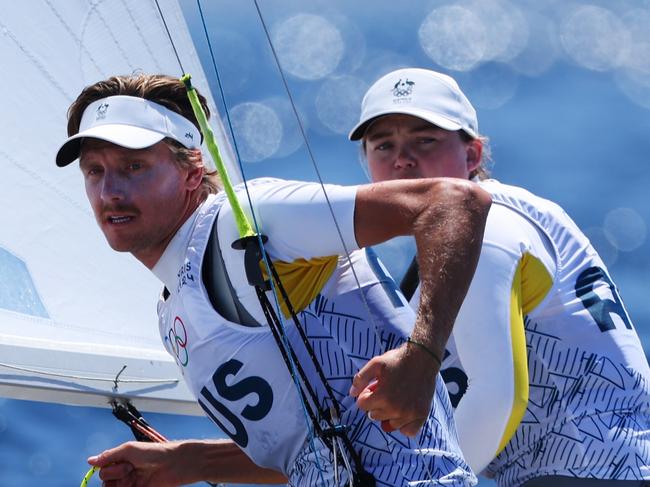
<box><xmin>0</xmin><ymin>0</ymin><xmax>238</xmax><ymax>415</ymax></box>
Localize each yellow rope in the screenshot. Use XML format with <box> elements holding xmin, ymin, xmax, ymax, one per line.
<box><xmin>80</xmin><ymin>466</ymin><xmax>97</xmax><ymax>487</ymax></box>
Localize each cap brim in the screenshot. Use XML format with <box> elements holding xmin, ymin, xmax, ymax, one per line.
<box><xmin>348</xmin><ymin>108</ymin><xmax>467</xmax><ymax>141</ymax></box>
<box><xmin>55</xmin><ymin>124</ymin><xmax>167</xmax><ymax>167</ymax></box>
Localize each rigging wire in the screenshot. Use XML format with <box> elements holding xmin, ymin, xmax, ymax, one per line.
<box><xmin>77</xmin><ymin>5</ymin><xmax>213</xmax><ymax>486</ymax></box>
<box><xmin>154</xmin><ymin>0</ymin><xmax>185</xmax><ymax>74</ymax></box>
<box><xmin>156</xmin><ymin>0</ymin><xmax>346</xmax><ymax>483</ymax></box>
<box><xmin>250</xmin><ymin>1</ymin><xmax>440</xmax><ymax>483</ymax></box>
<box><xmin>192</xmin><ymin>0</ymin><xmax>371</xmax><ymax>483</ymax></box>
<box><xmin>193</xmin><ymin>1</ymin><xmax>332</xmax><ymax>483</ymax></box>
<box><xmin>250</xmin><ymin>0</ymin><xmax>372</xmax><ymax>305</ymax></box>
<box><xmin>149</xmin><ymin>1</ymin><xmax>438</xmax><ymax>484</ymax></box>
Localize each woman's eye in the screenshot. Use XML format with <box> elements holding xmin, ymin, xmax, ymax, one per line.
<box><xmin>376</xmin><ymin>142</ymin><xmax>392</xmax><ymax>151</ymax></box>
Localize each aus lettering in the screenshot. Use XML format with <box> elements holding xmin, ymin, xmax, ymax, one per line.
<box><xmin>575</xmin><ymin>266</ymin><xmax>633</xmax><ymax>333</ymax></box>
<box><xmin>198</xmin><ymin>359</ymin><xmax>273</xmax><ymax>448</ymax></box>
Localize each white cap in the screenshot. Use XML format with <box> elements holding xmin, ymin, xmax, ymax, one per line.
<box><xmin>56</xmin><ymin>95</ymin><xmax>201</xmax><ymax>167</ymax></box>
<box><xmin>349</xmin><ymin>68</ymin><xmax>478</xmax><ymax>141</ymax></box>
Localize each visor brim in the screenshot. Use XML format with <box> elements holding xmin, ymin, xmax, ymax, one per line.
<box><xmin>55</xmin><ymin>125</ymin><xmax>167</xmax><ymax>167</ymax></box>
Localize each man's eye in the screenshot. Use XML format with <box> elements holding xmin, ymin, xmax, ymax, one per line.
<box><xmin>418</xmin><ymin>137</ymin><xmax>436</xmax><ymax>144</ymax></box>
<box><xmin>128</xmin><ymin>162</ymin><xmax>143</xmax><ymax>171</ymax></box>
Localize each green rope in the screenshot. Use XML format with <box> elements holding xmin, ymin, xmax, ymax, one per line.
<box><xmin>80</xmin><ymin>466</ymin><xmax>97</xmax><ymax>487</ymax></box>
<box><xmin>181</xmin><ymin>74</ymin><xmax>254</xmax><ymax>239</ymax></box>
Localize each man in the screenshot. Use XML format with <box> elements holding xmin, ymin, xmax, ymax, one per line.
<box><xmin>349</xmin><ymin>68</ymin><xmax>650</xmax><ymax>486</ymax></box>
<box><xmin>60</xmin><ymin>74</ymin><xmax>490</xmax><ymax>486</ymax></box>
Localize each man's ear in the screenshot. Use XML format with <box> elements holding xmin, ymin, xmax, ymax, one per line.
<box><xmin>466</xmin><ymin>138</ymin><xmax>483</xmax><ymax>173</ymax></box>
<box><xmin>185</xmin><ymin>161</ymin><xmax>204</xmax><ymax>191</ymax></box>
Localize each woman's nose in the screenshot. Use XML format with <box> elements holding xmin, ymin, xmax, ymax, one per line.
<box><xmin>394</xmin><ymin>146</ymin><xmax>417</xmax><ymax>169</ymax></box>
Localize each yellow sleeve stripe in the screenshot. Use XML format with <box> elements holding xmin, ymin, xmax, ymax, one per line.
<box><xmin>263</xmin><ymin>256</ymin><xmax>339</xmax><ymax>318</ymax></box>
<box><xmin>520</xmin><ymin>252</ymin><xmax>553</xmax><ymax>315</ymax></box>
<box><xmin>496</xmin><ymin>252</ymin><xmax>552</xmax><ymax>455</ymax></box>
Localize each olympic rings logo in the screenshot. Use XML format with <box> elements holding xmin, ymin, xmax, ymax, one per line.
<box><xmin>168</xmin><ymin>316</ymin><xmax>189</xmax><ymax>367</ymax></box>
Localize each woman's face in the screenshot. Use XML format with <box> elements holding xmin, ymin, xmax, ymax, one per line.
<box><xmin>363</xmin><ymin>114</ymin><xmax>481</xmax><ymax>182</ymax></box>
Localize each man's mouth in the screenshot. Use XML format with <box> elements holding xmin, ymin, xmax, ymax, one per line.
<box><xmin>106</xmin><ymin>215</ymin><xmax>134</xmax><ymax>224</ymax></box>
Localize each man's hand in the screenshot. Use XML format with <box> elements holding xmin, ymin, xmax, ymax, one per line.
<box><xmin>349</xmin><ymin>342</ymin><xmax>438</xmax><ymax>437</ymax></box>
<box><xmin>88</xmin><ymin>441</ymin><xmax>186</xmax><ymax>487</ymax></box>
<box><xmin>88</xmin><ymin>439</ymin><xmax>287</xmax><ymax>486</ymax></box>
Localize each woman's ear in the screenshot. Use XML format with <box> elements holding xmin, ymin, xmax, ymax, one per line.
<box><xmin>466</xmin><ymin>138</ymin><xmax>483</xmax><ymax>173</ymax></box>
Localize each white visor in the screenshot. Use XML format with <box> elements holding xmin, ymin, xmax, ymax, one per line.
<box><xmin>56</xmin><ymin>95</ymin><xmax>201</xmax><ymax>167</ymax></box>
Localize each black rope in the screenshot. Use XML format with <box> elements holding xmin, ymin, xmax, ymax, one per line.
<box><xmin>254</xmin><ymin>286</ymin><xmax>324</xmax><ymax>436</ymax></box>
<box><xmin>268</xmin><ymin>262</ymin><xmax>343</xmax><ymax>420</ymax></box>
<box><xmin>246</xmin><ymin>239</ymin><xmax>373</xmax><ymax>485</ymax></box>
<box><xmin>192</xmin><ymin>1</ymin><xmax>374</xmax><ymax>483</ymax></box>
<box><xmin>111</xmin><ymin>401</ymin><xmax>154</xmax><ymax>442</ymax></box>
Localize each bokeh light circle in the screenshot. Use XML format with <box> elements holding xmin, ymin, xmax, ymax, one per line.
<box><xmin>614</xmin><ymin>8</ymin><xmax>650</xmax><ymax>109</ymax></box>
<box><xmin>560</xmin><ymin>5</ymin><xmax>627</xmax><ymax>72</ymax></box>
<box><xmin>273</xmin><ymin>14</ymin><xmax>344</xmax><ymax>80</ymax></box>
<box><xmin>603</xmin><ymin>207</ymin><xmax>647</xmax><ymax>252</ymax></box>
<box><xmin>619</xmin><ymin>8</ymin><xmax>650</xmax><ymax>74</ymax></box>
<box><xmin>315</xmin><ymin>75</ymin><xmax>368</xmax><ymax>134</ymax></box>
<box><xmin>262</xmin><ymin>96</ymin><xmax>306</xmax><ymax>159</ymax></box>
<box><xmin>511</xmin><ymin>11</ymin><xmax>560</xmax><ymax>77</ymax></box>
<box><xmin>229</xmin><ymin>102</ymin><xmax>283</xmax><ymax>163</ymax></box>
<box><xmin>466</xmin><ymin>0</ymin><xmax>529</xmax><ymax>64</ymax></box>
<box><xmin>418</xmin><ymin>5</ymin><xmax>486</xmax><ymax>72</ymax></box>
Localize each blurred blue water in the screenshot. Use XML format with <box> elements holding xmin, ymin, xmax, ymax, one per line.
<box><xmin>0</xmin><ymin>398</ymin><xmax>501</xmax><ymax>486</ymax></box>
<box><xmin>2</xmin><ymin>1</ymin><xmax>649</xmax><ymax>486</ymax></box>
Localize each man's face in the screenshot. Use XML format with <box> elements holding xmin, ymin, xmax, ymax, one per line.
<box><xmin>363</xmin><ymin>114</ymin><xmax>480</xmax><ymax>182</ymax></box>
<box><xmin>79</xmin><ymin>139</ymin><xmax>195</xmax><ymax>267</ymax></box>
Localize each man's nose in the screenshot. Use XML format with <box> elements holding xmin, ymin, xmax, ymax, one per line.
<box><xmin>100</xmin><ymin>172</ymin><xmax>125</xmax><ymax>202</ymax></box>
